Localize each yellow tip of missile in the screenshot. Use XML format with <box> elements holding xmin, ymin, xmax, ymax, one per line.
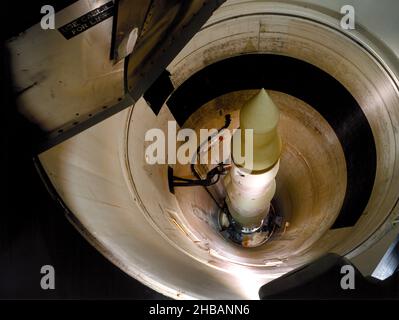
<box><xmin>240</xmin><ymin>88</ymin><xmax>280</xmax><ymax>133</ymax></box>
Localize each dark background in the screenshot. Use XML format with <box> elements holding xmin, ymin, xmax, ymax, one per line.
<box><xmin>1</xmin><ymin>0</ymin><xmax>165</xmax><ymax>299</ymax></box>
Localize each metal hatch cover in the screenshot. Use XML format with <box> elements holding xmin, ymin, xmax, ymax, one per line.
<box><xmin>44</xmin><ymin>0</ymin><xmax>225</xmax><ymax>151</ymax></box>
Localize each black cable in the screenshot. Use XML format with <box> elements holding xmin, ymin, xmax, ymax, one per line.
<box><xmin>190</xmin><ymin>114</ymin><xmax>231</xmax><ymax>209</ymax></box>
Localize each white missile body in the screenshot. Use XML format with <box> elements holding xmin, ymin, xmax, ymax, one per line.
<box><xmin>224</xmin><ymin>89</ymin><xmax>281</xmax><ymax>229</ymax></box>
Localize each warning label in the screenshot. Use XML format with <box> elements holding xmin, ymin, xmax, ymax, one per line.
<box><xmin>58</xmin><ymin>1</ymin><xmax>114</xmax><ymax>39</ymax></box>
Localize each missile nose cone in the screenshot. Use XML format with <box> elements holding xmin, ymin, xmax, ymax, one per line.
<box><xmin>240</xmin><ymin>88</ymin><xmax>280</xmax><ymax>133</ymax></box>
<box><xmin>232</xmin><ymin>89</ymin><xmax>282</xmax><ymax>172</ymax></box>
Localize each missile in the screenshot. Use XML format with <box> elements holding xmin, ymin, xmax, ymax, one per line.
<box><xmin>224</xmin><ymin>89</ymin><xmax>281</xmax><ymax>232</ymax></box>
